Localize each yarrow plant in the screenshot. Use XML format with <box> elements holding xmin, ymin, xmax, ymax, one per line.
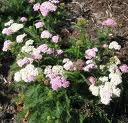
<box><xmin>1</xmin><ymin>0</ymin><xmax>128</xmax><ymax>122</ymax></box>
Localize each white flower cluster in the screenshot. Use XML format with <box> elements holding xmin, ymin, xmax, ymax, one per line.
<box><xmin>109</xmin><ymin>41</ymin><xmax>121</xmax><ymax>50</ymax></box>
<box><xmin>21</xmin><ymin>40</ymin><xmax>35</xmax><ymax>53</ymax></box>
<box><xmin>44</xmin><ymin>65</ymin><xmax>65</xmax><ymax>78</ymax></box>
<box><xmin>14</xmin><ymin>64</ymin><xmax>39</xmax><ymax>82</ymax></box>
<box><xmin>2</xmin><ymin>22</ymin><xmax>24</xmax><ymax>35</ymax></box>
<box><xmin>89</xmin><ymin>58</ymin><xmax>122</xmax><ymax>105</ymax></box>
<box><xmin>16</xmin><ymin>33</ymin><xmax>27</xmax><ymax>43</ymax></box>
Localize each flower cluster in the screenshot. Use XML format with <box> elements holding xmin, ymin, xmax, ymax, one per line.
<box><xmin>44</xmin><ymin>65</ymin><xmax>70</xmax><ymax>90</ymax></box>
<box><xmin>2</xmin><ymin>22</ymin><xmax>24</xmax><ymax>35</ymax></box>
<box><xmin>14</xmin><ymin>64</ymin><xmax>39</xmax><ymax>82</ymax></box>
<box><xmin>2</xmin><ymin>40</ymin><xmax>13</xmax><ymax>51</ymax></box>
<box><xmin>109</xmin><ymin>41</ymin><xmax>121</xmax><ymax>50</ymax></box>
<box><xmin>85</xmin><ymin>48</ymin><xmax>98</xmax><ymax>59</ymax></box>
<box><xmin>102</xmin><ymin>18</ymin><xmax>117</xmax><ymax>28</ymax></box>
<box><xmin>33</xmin><ymin>0</ymin><xmax>59</xmax><ymax>16</ymax></box>
<box><xmin>83</xmin><ymin>48</ymin><xmax>98</xmax><ymax>72</ymax></box>
<box><xmin>63</xmin><ymin>58</ymin><xmax>76</xmax><ymax>71</ymax></box>
<box><xmin>88</xmin><ymin>43</ymin><xmax>123</xmax><ymax>105</ymax></box>
<box><xmin>119</xmin><ymin>64</ymin><xmax>128</xmax><ymax>73</ymax></box>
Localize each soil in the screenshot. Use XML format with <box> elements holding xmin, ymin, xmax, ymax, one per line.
<box><xmin>67</xmin><ymin>0</ymin><xmax>128</xmax><ymax>38</ymax></box>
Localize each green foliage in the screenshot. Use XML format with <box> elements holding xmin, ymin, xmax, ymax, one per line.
<box><xmin>16</xmin><ymin>84</ymin><xmax>71</xmax><ymax>123</ymax></box>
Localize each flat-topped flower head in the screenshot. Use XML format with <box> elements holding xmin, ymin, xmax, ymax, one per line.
<box><xmin>35</xmin><ymin>21</ymin><xmax>44</xmax><ymax>28</ymax></box>
<box><xmin>40</xmin><ymin>1</ymin><xmax>57</xmax><ymax>16</ymax></box>
<box><xmin>14</xmin><ymin>64</ymin><xmax>39</xmax><ymax>82</ymax></box>
<box><xmin>41</xmin><ymin>30</ymin><xmax>52</xmax><ymax>39</ymax></box>
<box><xmin>20</xmin><ymin>17</ymin><xmax>27</xmax><ymax>22</ymax></box>
<box><xmin>2</xmin><ymin>28</ymin><xmax>13</xmax><ymax>35</ymax></box>
<box><xmin>37</xmin><ymin>44</ymin><xmax>48</xmax><ymax>53</ymax></box>
<box><xmin>52</xmin><ymin>35</ymin><xmax>60</xmax><ymax>43</ymax></box>
<box><xmin>2</xmin><ymin>40</ymin><xmax>12</xmax><ymax>51</ymax></box>
<box><xmin>17</xmin><ymin>57</ymin><xmax>33</xmax><ymax>67</ymax></box>
<box><xmin>4</xmin><ymin>19</ymin><xmax>14</xmax><ymax>26</ymax></box>
<box><xmin>33</xmin><ymin>3</ymin><xmax>40</xmax><ymax>11</ymax></box>
<box><xmin>85</xmin><ymin>48</ymin><xmax>98</xmax><ymax>59</ymax></box>
<box><xmin>9</xmin><ymin>23</ymin><xmax>24</xmax><ymax>33</ymax></box>
<box><xmin>119</xmin><ymin>64</ymin><xmax>128</xmax><ymax>73</ymax></box>
<box><xmin>16</xmin><ymin>33</ymin><xmax>27</xmax><ymax>43</ymax></box>
<box><xmin>88</xmin><ymin>76</ymin><xmax>96</xmax><ymax>85</ymax></box>
<box><xmin>2</xmin><ymin>23</ymin><xmax>24</xmax><ymax>35</ymax></box>
<box><xmin>102</xmin><ymin>18</ymin><xmax>117</xmax><ymax>27</ymax></box>
<box><xmin>109</xmin><ymin>41</ymin><xmax>121</xmax><ymax>50</ymax></box>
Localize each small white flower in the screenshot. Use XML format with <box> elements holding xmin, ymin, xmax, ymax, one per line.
<box><xmin>112</xmin><ymin>87</ymin><xmax>121</xmax><ymax>97</ymax></box>
<box><xmin>17</xmin><ymin>64</ymin><xmax>39</xmax><ymax>82</ymax></box>
<box><xmin>99</xmin><ymin>65</ymin><xmax>105</xmax><ymax>70</ymax></box>
<box><xmin>21</xmin><ymin>40</ymin><xmax>35</xmax><ymax>53</ymax></box>
<box><xmin>108</xmin><ymin>64</ymin><xmax>118</xmax><ymax>73</ymax></box>
<box><xmin>25</xmin><ymin>39</ymin><xmax>34</xmax><ymax>45</ymax></box>
<box><xmin>89</xmin><ymin>85</ymin><xmax>99</xmax><ymax>96</ymax></box>
<box><xmin>52</xmin><ymin>65</ymin><xmax>64</xmax><ymax>75</ymax></box>
<box><xmin>9</xmin><ymin>23</ymin><xmax>24</xmax><ymax>33</ymax></box>
<box><xmin>86</xmin><ymin>60</ymin><xmax>93</xmax><ymax>64</ymax></box>
<box><xmin>99</xmin><ymin>76</ymin><xmax>108</xmax><ymax>83</ymax></box>
<box><xmin>44</xmin><ymin>66</ymin><xmax>52</xmax><ymax>75</ymax></box>
<box><xmin>109</xmin><ymin>41</ymin><xmax>121</xmax><ymax>50</ymax></box>
<box><xmin>63</xmin><ymin>58</ymin><xmax>70</xmax><ymax>63</ymax></box>
<box><xmin>41</xmin><ymin>30</ymin><xmax>52</xmax><ymax>39</ymax></box>
<box><xmin>21</xmin><ymin>45</ymin><xmax>35</xmax><ymax>53</ymax></box>
<box><xmin>99</xmin><ymin>82</ymin><xmax>113</xmax><ymax>105</ymax></box>
<box><xmin>113</xmin><ymin>56</ymin><xmax>121</xmax><ymax>65</ymax></box>
<box><xmin>109</xmin><ymin>73</ymin><xmax>122</xmax><ymax>86</ymax></box>
<box><xmin>4</xmin><ymin>20</ymin><xmax>14</xmax><ymax>26</ymax></box>
<box><xmin>16</xmin><ymin>33</ymin><xmax>27</xmax><ymax>43</ymax></box>
<box><xmin>14</xmin><ymin>72</ymin><xmax>21</xmax><ymax>82</ymax></box>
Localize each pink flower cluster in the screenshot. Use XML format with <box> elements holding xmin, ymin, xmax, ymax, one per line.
<box><xmin>88</xmin><ymin>76</ymin><xmax>96</xmax><ymax>85</ymax></box>
<box><xmin>56</xmin><ymin>49</ymin><xmax>63</xmax><ymax>55</ymax></box>
<box><xmin>17</xmin><ymin>57</ymin><xmax>33</xmax><ymax>67</ymax></box>
<box><xmin>20</xmin><ymin>17</ymin><xmax>27</xmax><ymax>22</ymax></box>
<box><xmin>83</xmin><ymin>48</ymin><xmax>98</xmax><ymax>72</ymax></box>
<box><xmin>33</xmin><ymin>1</ymin><xmax>57</xmax><ymax>16</ymax></box>
<box><xmin>44</xmin><ymin>65</ymin><xmax>70</xmax><ymax>90</ymax></box>
<box><xmin>41</xmin><ymin>30</ymin><xmax>52</xmax><ymax>39</ymax></box>
<box><xmin>35</xmin><ymin>21</ymin><xmax>44</xmax><ymax>28</ymax></box>
<box><xmin>2</xmin><ymin>40</ymin><xmax>12</xmax><ymax>51</ymax></box>
<box><xmin>2</xmin><ymin>28</ymin><xmax>13</xmax><ymax>35</ymax></box>
<box><xmin>52</xmin><ymin>35</ymin><xmax>60</xmax><ymax>43</ymax></box>
<box><xmin>41</xmin><ymin>30</ymin><xmax>61</xmax><ymax>44</ymax></box>
<box><xmin>102</xmin><ymin>18</ymin><xmax>117</xmax><ymax>28</ymax></box>
<box><xmin>85</xmin><ymin>48</ymin><xmax>98</xmax><ymax>59</ymax></box>
<box><xmin>33</xmin><ymin>3</ymin><xmax>40</xmax><ymax>11</ymax></box>
<box><xmin>51</xmin><ymin>76</ymin><xmax>69</xmax><ymax>90</ymax></box>
<box><xmin>63</xmin><ymin>58</ymin><xmax>76</xmax><ymax>71</ymax></box>
<box><xmin>31</xmin><ymin>43</ymin><xmax>63</xmax><ymax>60</ymax></box>
<box><xmin>119</xmin><ymin>64</ymin><xmax>128</xmax><ymax>73</ymax></box>
<box><xmin>32</xmin><ymin>44</ymin><xmax>52</xmax><ymax>60</ymax></box>
<box><xmin>83</xmin><ymin>61</ymin><xmax>97</xmax><ymax>72</ymax></box>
